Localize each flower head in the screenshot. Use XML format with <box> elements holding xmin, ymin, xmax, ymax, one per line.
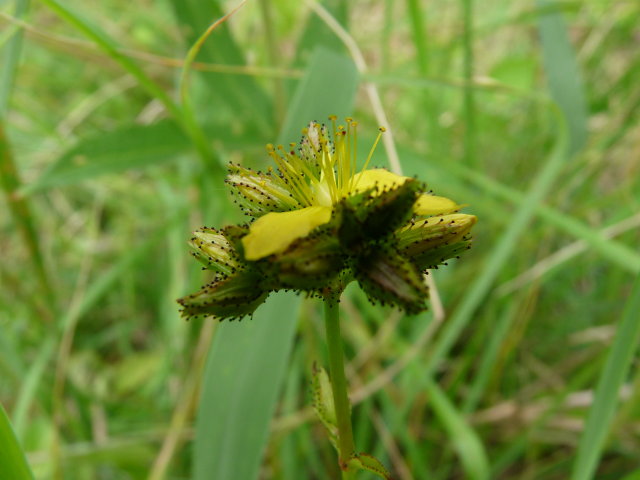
<box><xmin>178</xmin><ymin>118</ymin><xmax>476</xmax><ymax>319</ymax></box>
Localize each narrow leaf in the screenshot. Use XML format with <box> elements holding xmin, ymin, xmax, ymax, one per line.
<box><xmin>0</xmin><ymin>402</ymin><xmax>34</xmax><ymax>480</ymax></box>
<box><xmin>23</xmin><ymin>121</ymin><xmax>190</xmax><ymax>193</ymax></box>
<box><xmin>279</xmin><ymin>47</ymin><xmax>358</xmax><ymax>143</ymax></box>
<box><xmin>537</xmin><ymin>0</ymin><xmax>588</xmax><ymax>154</ymax></box>
<box><xmin>193</xmin><ymin>292</ymin><xmax>300</xmax><ymax>480</ymax></box>
<box><xmin>425</xmin><ymin>378</ymin><xmax>490</xmax><ymax>480</ymax></box>
<box><xmin>169</xmin><ymin>0</ymin><xmax>272</xmax><ymax>132</ymax></box>
<box><xmin>571</xmin><ymin>274</ymin><xmax>640</xmax><ymax>480</ymax></box>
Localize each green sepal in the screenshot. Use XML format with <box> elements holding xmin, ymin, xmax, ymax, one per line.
<box><xmin>411</xmin><ymin>240</ymin><xmax>473</xmax><ymax>271</ymax></box>
<box><xmin>311</xmin><ymin>364</ymin><xmax>338</xmax><ymax>449</ymax></box>
<box><xmin>260</xmin><ymin>224</ymin><xmax>346</xmax><ymax>290</ymax></box>
<box><xmin>396</xmin><ymin>214</ymin><xmax>476</xmax><ymax>258</ymax></box>
<box><xmin>177</xmin><ymin>270</ymin><xmax>269</xmax><ymax>320</ymax></box>
<box><xmin>356</xmin><ymin>245</ymin><xmax>429</xmax><ymax>314</ymax></box>
<box><xmin>347</xmin><ymin>452</ymin><xmax>393</xmax><ymax>480</ymax></box>
<box><xmin>338</xmin><ymin>179</ymin><xmax>422</xmax><ymax>249</ymax></box>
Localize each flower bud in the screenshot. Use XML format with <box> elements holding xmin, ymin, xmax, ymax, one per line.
<box><xmin>177</xmin><ymin>270</ymin><xmax>269</xmax><ymax>320</ymax></box>
<box><xmin>226</xmin><ymin>163</ymin><xmax>300</xmax><ymax>217</ymax></box>
<box><xmin>396</xmin><ymin>213</ymin><xmax>477</xmax><ymax>271</ymax></box>
<box><xmin>188</xmin><ymin>227</ymin><xmax>240</xmax><ymax>277</ymax></box>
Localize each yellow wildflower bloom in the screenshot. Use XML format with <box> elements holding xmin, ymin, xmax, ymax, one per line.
<box><xmin>178</xmin><ymin>117</ymin><xmax>477</xmax><ymax>319</ymax></box>
<box><xmin>230</xmin><ymin>119</ymin><xmax>465</xmax><ymax>260</ymax></box>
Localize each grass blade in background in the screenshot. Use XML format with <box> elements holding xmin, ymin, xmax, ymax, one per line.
<box><xmin>0</xmin><ymin>121</ymin><xmax>53</xmax><ymax>305</ymax></box>
<box><xmin>571</xmin><ymin>274</ymin><xmax>640</xmax><ymax>480</ymax></box>
<box><xmin>294</xmin><ymin>0</ymin><xmax>349</xmax><ymax>63</ymax></box>
<box><xmin>22</xmin><ymin>120</ymin><xmax>190</xmax><ymax>194</ymax></box>
<box><xmin>537</xmin><ymin>0</ymin><xmax>588</xmax><ymax>154</ymax></box>
<box><xmin>169</xmin><ymin>0</ymin><xmax>272</xmax><ymax>134</ymax></box>
<box><xmin>193</xmin><ymin>293</ymin><xmax>301</xmax><ymax>480</ymax></box>
<box><xmin>0</xmin><ymin>0</ymin><xmax>29</xmax><ymax>115</ymax></box>
<box><xmin>279</xmin><ymin>47</ymin><xmax>358</xmax><ymax>142</ymax></box>
<box><xmin>0</xmin><ymin>402</ymin><xmax>34</xmax><ymax>480</ymax></box>
<box><xmin>425</xmin><ymin>378</ymin><xmax>490</xmax><ymax>480</ymax></box>
<box><xmin>193</xmin><ymin>46</ymin><xmax>358</xmax><ymax>480</ymax></box>
<box><xmin>461</xmin><ymin>0</ymin><xmax>477</xmax><ymax>166</ymax></box>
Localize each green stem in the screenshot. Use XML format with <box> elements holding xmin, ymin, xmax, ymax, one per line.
<box><xmin>324</xmin><ymin>298</ymin><xmax>356</xmax><ymax>478</ymax></box>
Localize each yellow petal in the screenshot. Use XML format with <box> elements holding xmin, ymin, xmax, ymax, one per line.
<box><xmin>414</xmin><ymin>194</ymin><xmax>461</xmax><ymax>216</ymax></box>
<box><xmin>242</xmin><ymin>206</ymin><xmax>332</xmax><ymax>260</ymax></box>
<box><xmin>350</xmin><ymin>168</ymin><xmax>410</xmax><ymax>195</ymax></box>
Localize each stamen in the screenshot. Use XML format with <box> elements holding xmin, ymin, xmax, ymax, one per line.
<box><xmin>270</xmin><ymin>147</ymin><xmax>315</xmax><ymax>206</ymax></box>
<box><xmin>352</xmin><ymin>126</ymin><xmax>385</xmax><ymax>191</ymax></box>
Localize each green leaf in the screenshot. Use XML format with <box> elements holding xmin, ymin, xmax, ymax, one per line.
<box><xmin>23</xmin><ymin>120</ymin><xmax>190</xmax><ymax>193</ymax></box>
<box><xmin>193</xmin><ymin>292</ymin><xmax>301</xmax><ymax>480</ymax></box>
<box><xmin>571</xmin><ymin>274</ymin><xmax>640</xmax><ymax>480</ymax></box>
<box><xmin>0</xmin><ymin>0</ymin><xmax>29</xmax><ymax>116</ymax></box>
<box><xmin>192</xmin><ymin>46</ymin><xmax>359</xmax><ymax>480</ymax></box>
<box><xmin>0</xmin><ymin>402</ymin><xmax>34</xmax><ymax>480</ymax></box>
<box><xmin>348</xmin><ymin>452</ymin><xmax>393</xmax><ymax>480</ymax></box>
<box><xmin>537</xmin><ymin>0</ymin><xmax>588</xmax><ymax>154</ymax></box>
<box><xmin>279</xmin><ymin>47</ymin><xmax>358</xmax><ymax>143</ymax></box>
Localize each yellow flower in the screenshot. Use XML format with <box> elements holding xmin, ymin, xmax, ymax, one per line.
<box><xmin>179</xmin><ymin>117</ymin><xmax>477</xmax><ymax>319</ymax></box>
<box><xmin>228</xmin><ymin>118</ymin><xmax>464</xmax><ymax>261</ymax></box>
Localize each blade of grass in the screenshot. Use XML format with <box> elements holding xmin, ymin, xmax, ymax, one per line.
<box><xmin>0</xmin><ymin>403</ymin><xmax>34</xmax><ymax>480</ymax></box>
<box><xmin>405</xmin><ymin>0</ymin><xmax>442</xmax><ymax>155</ymax></box>
<box><xmin>193</xmin><ymin>46</ymin><xmax>358</xmax><ymax>480</ymax></box>
<box><xmin>193</xmin><ymin>293</ymin><xmax>302</xmax><ymax>480</ymax></box>
<box><xmin>178</xmin><ymin>1</ymin><xmax>245</xmax><ymax>186</ymax></box>
<box><xmin>425</xmin><ymin>378</ymin><xmax>490</xmax><ymax>480</ymax></box>
<box><xmin>461</xmin><ymin>303</ymin><xmax>516</xmax><ymax>413</ymax></box>
<box><xmin>169</xmin><ymin>0</ymin><xmax>272</xmax><ymax>134</ymax></box>
<box><xmin>537</xmin><ymin>0</ymin><xmax>588</xmax><ymax>154</ymax></box>
<box><xmin>461</xmin><ymin>0</ymin><xmax>477</xmax><ymax>166</ymax></box>
<box><xmin>0</xmin><ymin>121</ymin><xmax>54</xmax><ymax>307</ymax></box>
<box><xmin>0</xmin><ymin>0</ymin><xmax>29</xmax><ymax>115</ymax></box>
<box><xmin>406</xmin><ymin>0</ymin><xmax>428</xmax><ymax>76</ymax></box>
<box><xmin>258</xmin><ymin>0</ymin><xmax>286</xmax><ymax>123</ymax></box>
<box><xmin>280</xmin><ymin>47</ymin><xmax>358</xmax><ymax>141</ymax></box>
<box><xmin>21</xmin><ymin>120</ymin><xmax>190</xmax><ymax>194</ymax></box>
<box><xmin>571</xmin><ymin>274</ymin><xmax>640</xmax><ymax>480</ymax></box>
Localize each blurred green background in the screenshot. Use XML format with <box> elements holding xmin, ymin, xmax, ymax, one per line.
<box><xmin>1</xmin><ymin>0</ymin><xmax>640</xmax><ymax>479</ymax></box>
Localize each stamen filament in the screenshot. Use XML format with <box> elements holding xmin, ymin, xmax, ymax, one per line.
<box><xmin>352</xmin><ymin>127</ymin><xmax>385</xmax><ymax>191</ymax></box>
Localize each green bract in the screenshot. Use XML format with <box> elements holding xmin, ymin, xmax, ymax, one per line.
<box><xmin>178</xmin><ymin>118</ymin><xmax>476</xmax><ymax>319</ymax></box>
